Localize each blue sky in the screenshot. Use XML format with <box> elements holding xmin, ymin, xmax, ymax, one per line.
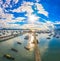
<box><xmin>0</xmin><ymin>0</ymin><xmax>60</xmax><ymax>29</ymax></box>
<box><xmin>41</xmin><ymin>0</ymin><xmax>60</xmax><ymax>21</ymax></box>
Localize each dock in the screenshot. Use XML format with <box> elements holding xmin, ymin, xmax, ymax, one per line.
<box><xmin>33</xmin><ymin>33</ymin><xmax>41</xmax><ymax>61</ymax></box>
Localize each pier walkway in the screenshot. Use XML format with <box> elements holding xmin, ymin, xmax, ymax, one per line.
<box><xmin>33</xmin><ymin>33</ymin><xmax>41</xmax><ymax>61</ymax></box>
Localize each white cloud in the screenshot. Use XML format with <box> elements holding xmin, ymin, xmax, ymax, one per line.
<box><xmin>1</xmin><ymin>0</ymin><xmax>18</xmax><ymax>8</ymax></box>
<box><xmin>0</xmin><ymin>17</ymin><xmax>25</xmax><ymax>25</ymax></box>
<box><xmin>22</xmin><ymin>1</ymin><xmax>34</xmax><ymax>6</ymax></box>
<box><xmin>0</xmin><ymin>7</ymin><xmax>25</xmax><ymax>23</ymax></box>
<box><xmin>15</xmin><ymin>17</ymin><xmax>25</xmax><ymax>21</ymax></box>
<box><xmin>4</xmin><ymin>23</ymin><xmax>21</xmax><ymax>29</ymax></box>
<box><xmin>0</xmin><ymin>1</ymin><xmax>49</xmax><ymax>30</ymax></box>
<box><xmin>6</xmin><ymin>0</ymin><xmax>11</xmax><ymax>5</ymax></box>
<box><xmin>6</xmin><ymin>17</ymin><xmax>25</xmax><ymax>23</ymax></box>
<box><xmin>13</xmin><ymin>0</ymin><xmax>19</xmax><ymax>4</ymax></box>
<box><xmin>0</xmin><ymin>0</ymin><xmax>3</xmax><ymax>5</ymax></box>
<box><xmin>45</xmin><ymin>21</ymin><xmax>60</xmax><ymax>28</ymax></box>
<box><xmin>0</xmin><ymin>6</ymin><xmax>51</xmax><ymax>30</ymax></box>
<box><xmin>0</xmin><ymin>20</ymin><xmax>7</xmax><ymax>28</ymax></box>
<box><xmin>35</xmin><ymin>0</ymin><xmax>40</xmax><ymax>2</ymax></box>
<box><xmin>19</xmin><ymin>23</ymin><xmax>52</xmax><ymax>31</ymax></box>
<box><xmin>45</xmin><ymin>21</ymin><xmax>54</xmax><ymax>29</ymax></box>
<box><xmin>5</xmin><ymin>24</ymin><xmax>21</xmax><ymax>29</ymax></box>
<box><xmin>0</xmin><ymin>7</ymin><xmax>26</xmax><ymax>28</ymax></box>
<box><xmin>12</xmin><ymin>1</ymin><xmax>48</xmax><ymax>17</ymax></box>
<box><xmin>12</xmin><ymin>1</ymin><xmax>34</xmax><ymax>14</ymax></box>
<box><xmin>35</xmin><ymin>3</ymin><xmax>48</xmax><ymax>16</ymax></box>
<box><xmin>0</xmin><ymin>20</ymin><xmax>21</xmax><ymax>29</ymax></box>
<box><xmin>53</xmin><ymin>21</ymin><xmax>60</xmax><ymax>24</ymax></box>
<box><xmin>12</xmin><ymin>1</ymin><xmax>48</xmax><ymax>25</ymax></box>
<box><xmin>1</xmin><ymin>0</ymin><xmax>11</xmax><ymax>8</ymax></box>
<box><xmin>0</xmin><ymin>19</ymin><xmax>54</xmax><ymax>30</ymax></box>
<box><xmin>0</xmin><ymin>7</ymin><xmax>14</xmax><ymax>20</ymax></box>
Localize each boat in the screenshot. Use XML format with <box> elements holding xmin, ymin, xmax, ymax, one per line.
<box><xmin>11</xmin><ymin>48</ymin><xmax>18</xmax><ymax>52</ymax></box>
<box><xmin>24</xmin><ymin>36</ymin><xmax>29</xmax><ymax>40</ymax></box>
<box><xmin>24</xmin><ymin>46</ymin><xmax>30</xmax><ymax>51</ymax></box>
<box><xmin>46</xmin><ymin>37</ymin><xmax>51</xmax><ymax>39</ymax></box>
<box><xmin>17</xmin><ymin>42</ymin><xmax>22</xmax><ymax>45</ymax></box>
<box><xmin>3</xmin><ymin>54</ymin><xmax>15</xmax><ymax>60</ymax></box>
<box><xmin>53</xmin><ymin>35</ymin><xmax>56</xmax><ymax>37</ymax></box>
<box><xmin>56</xmin><ymin>36</ymin><xmax>59</xmax><ymax>38</ymax></box>
<box><xmin>49</xmin><ymin>33</ymin><xmax>53</xmax><ymax>36</ymax></box>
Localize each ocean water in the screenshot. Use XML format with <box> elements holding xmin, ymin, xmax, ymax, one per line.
<box><xmin>0</xmin><ymin>31</ymin><xmax>60</xmax><ymax>61</ymax></box>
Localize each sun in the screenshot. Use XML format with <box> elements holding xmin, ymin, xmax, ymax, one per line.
<box><xmin>28</xmin><ymin>14</ymin><xmax>39</xmax><ymax>24</ymax></box>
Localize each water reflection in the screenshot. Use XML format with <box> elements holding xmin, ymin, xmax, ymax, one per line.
<box><xmin>25</xmin><ymin>33</ymin><xmax>35</xmax><ymax>51</ymax></box>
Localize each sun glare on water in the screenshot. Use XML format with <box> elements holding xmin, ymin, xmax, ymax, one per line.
<box><xmin>28</xmin><ymin>33</ymin><xmax>35</xmax><ymax>51</ymax></box>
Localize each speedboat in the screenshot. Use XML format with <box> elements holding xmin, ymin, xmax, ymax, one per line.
<box><xmin>17</xmin><ymin>42</ymin><xmax>22</xmax><ymax>45</ymax></box>
<box><xmin>3</xmin><ymin>54</ymin><xmax>15</xmax><ymax>60</ymax></box>
<box><xmin>24</xmin><ymin>46</ymin><xmax>30</xmax><ymax>51</ymax></box>
<box><xmin>53</xmin><ymin>35</ymin><xmax>56</xmax><ymax>37</ymax></box>
<box><xmin>11</xmin><ymin>48</ymin><xmax>18</xmax><ymax>52</ymax></box>
<box><xmin>24</xmin><ymin>36</ymin><xmax>29</xmax><ymax>40</ymax></box>
<box><xmin>49</xmin><ymin>33</ymin><xmax>53</xmax><ymax>36</ymax></box>
<box><xmin>46</xmin><ymin>37</ymin><xmax>51</xmax><ymax>39</ymax></box>
<box><xmin>56</xmin><ymin>36</ymin><xmax>59</xmax><ymax>38</ymax></box>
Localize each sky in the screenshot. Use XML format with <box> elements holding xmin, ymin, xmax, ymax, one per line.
<box><xmin>0</xmin><ymin>0</ymin><xmax>60</xmax><ymax>29</ymax></box>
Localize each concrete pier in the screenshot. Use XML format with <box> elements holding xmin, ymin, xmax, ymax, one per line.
<box><xmin>33</xmin><ymin>33</ymin><xmax>41</xmax><ymax>61</ymax></box>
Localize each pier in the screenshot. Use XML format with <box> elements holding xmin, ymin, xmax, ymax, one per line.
<box><xmin>33</xmin><ymin>33</ymin><xmax>41</xmax><ymax>61</ymax></box>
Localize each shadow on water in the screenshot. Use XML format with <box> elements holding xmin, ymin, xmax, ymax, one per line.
<box><xmin>42</xmin><ymin>38</ymin><xmax>60</xmax><ymax>61</ymax></box>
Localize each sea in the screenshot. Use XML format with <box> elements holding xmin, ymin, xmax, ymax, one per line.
<box><xmin>0</xmin><ymin>29</ymin><xmax>60</xmax><ymax>61</ymax></box>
